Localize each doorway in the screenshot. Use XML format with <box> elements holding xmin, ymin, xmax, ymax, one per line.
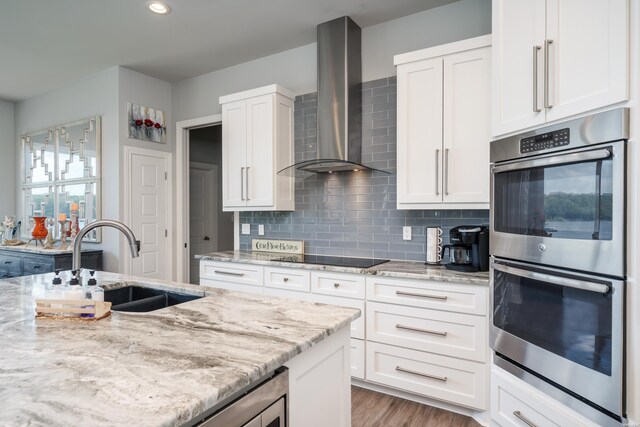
<box><xmin>187</xmin><ymin>126</ymin><xmax>234</xmax><ymax>284</ymax></box>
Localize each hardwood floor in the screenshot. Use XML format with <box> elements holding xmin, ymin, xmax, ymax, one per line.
<box><xmin>351</xmin><ymin>386</ymin><xmax>481</xmax><ymax>427</ymax></box>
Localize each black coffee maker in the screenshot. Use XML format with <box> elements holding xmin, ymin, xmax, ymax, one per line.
<box><xmin>441</xmin><ymin>225</ymin><xmax>489</xmax><ymax>272</ymax></box>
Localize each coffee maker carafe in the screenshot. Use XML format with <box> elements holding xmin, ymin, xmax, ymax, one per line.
<box><xmin>441</xmin><ymin>225</ymin><xmax>489</xmax><ymax>272</ymax></box>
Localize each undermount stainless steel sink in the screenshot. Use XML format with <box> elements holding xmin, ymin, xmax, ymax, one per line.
<box><xmin>104</xmin><ymin>285</ymin><xmax>202</xmax><ymax>313</ymax></box>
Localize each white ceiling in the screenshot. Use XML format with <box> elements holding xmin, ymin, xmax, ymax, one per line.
<box><xmin>0</xmin><ymin>0</ymin><xmax>457</xmax><ymax>102</ymax></box>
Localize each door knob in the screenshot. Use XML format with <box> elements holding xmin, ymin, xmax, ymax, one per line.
<box><xmin>203</xmin><ymin>236</ymin><xmax>211</xmax><ymax>241</ymax></box>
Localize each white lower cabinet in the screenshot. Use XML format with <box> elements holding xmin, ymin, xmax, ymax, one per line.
<box><xmin>199</xmin><ymin>260</ymin><xmax>490</xmax><ymax>415</ymax></box>
<box><xmin>491</xmin><ymin>366</ymin><xmax>599</xmax><ymax>427</ymax></box>
<box><xmin>350</xmin><ymin>339</ymin><xmax>365</xmax><ymax>380</ymax></box>
<box><xmin>367</xmin><ymin>341</ymin><xmax>486</xmax><ymax>410</ymax></box>
<box><xmin>366</xmin><ymin>301</ymin><xmax>487</xmax><ymax>363</ymax></box>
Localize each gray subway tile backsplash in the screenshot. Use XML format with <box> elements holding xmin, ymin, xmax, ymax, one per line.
<box><xmin>239</xmin><ymin>77</ymin><xmax>489</xmax><ymax>261</ymax></box>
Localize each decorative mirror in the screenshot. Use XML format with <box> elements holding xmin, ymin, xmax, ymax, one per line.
<box><xmin>21</xmin><ymin>116</ymin><xmax>101</xmax><ymax>241</ymax></box>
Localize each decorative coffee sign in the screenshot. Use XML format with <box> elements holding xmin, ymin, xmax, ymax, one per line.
<box><xmin>252</xmin><ymin>239</ymin><xmax>304</xmax><ymax>255</ymax></box>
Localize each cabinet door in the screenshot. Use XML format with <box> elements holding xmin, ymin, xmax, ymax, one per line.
<box><xmin>396</xmin><ymin>58</ymin><xmax>443</xmax><ymax>208</ymax></box>
<box><xmin>545</xmin><ymin>0</ymin><xmax>629</xmax><ymax>122</ymax></box>
<box><xmin>443</xmin><ymin>47</ymin><xmax>491</xmax><ymax>204</ymax></box>
<box><xmin>245</xmin><ymin>94</ymin><xmax>274</xmax><ymax>208</ymax></box>
<box><xmin>492</xmin><ymin>0</ymin><xmax>546</xmax><ymax>136</ymax></box>
<box><xmin>222</xmin><ymin>100</ymin><xmax>247</xmax><ymax>209</ymax></box>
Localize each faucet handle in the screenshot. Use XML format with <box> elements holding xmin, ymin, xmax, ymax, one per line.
<box><xmin>135</xmin><ymin>240</ymin><xmax>141</xmax><ymax>252</ymax></box>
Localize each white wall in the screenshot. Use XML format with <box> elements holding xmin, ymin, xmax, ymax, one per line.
<box><xmin>118</xmin><ymin>67</ymin><xmax>173</xmax><ymax>152</ymax></box>
<box><xmin>0</xmin><ymin>100</ymin><xmax>14</xmax><ymax>216</ymax></box>
<box><xmin>172</xmin><ymin>0</ymin><xmax>491</xmax><ymax>121</ymax></box>
<box><xmin>14</xmin><ymin>67</ymin><xmax>120</xmax><ymax>271</ymax></box>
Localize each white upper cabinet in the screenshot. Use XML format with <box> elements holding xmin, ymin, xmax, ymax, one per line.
<box><xmin>492</xmin><ymin>0</ymin><xmax>629</xmax><ymax>137</ymax></box>
<box><xmin>220</xmin><ymin>85</ymin><xmax>295</xmax><ymax>211</ymax></box>
<box><xmin>395</xmin><ymin>36</ymin><xmax>491</xmax><ymax>210</ymax></box>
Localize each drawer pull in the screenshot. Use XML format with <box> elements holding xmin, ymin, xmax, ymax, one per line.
<box><xmin>395</xmin><ymin>366</ymin><xmax>447</xmax><ymax>382</ymax></box>
<box><xmin>283</xmin><ymin>277</ymin><xmax>289</xmax><ymax>282</ymax></box>
<box><xmin>334</xmin><ymin>283</ymin><xmax>340</xmax><ymax>288</ymax></box>
<box><xmin>4</xmin><ymin>261</ymin><xmax>11</xmax><ymax>264</ymax></box>
<box><xmin>33</xmin><ymin>265</ymin><xmax>41</xmax><ymax>270</ymax></box>
<box><xmin>214</xmin><ymin>270</ymin><xmax>245</xmax><ymax>277</ymax></box>
<box><xmin>513</xmin><ymin>410</ymin><xmax>538</xmax><ymax>427</ymax></box>
<box><xmin>395</xmin><ymin>290</ymin><xmax>447</xmax><ymax>301</ymax></box>
<box><xmin>395</xmin><ymin>323</ymin><xmax>447</xmax><ymax>337</ymax></box>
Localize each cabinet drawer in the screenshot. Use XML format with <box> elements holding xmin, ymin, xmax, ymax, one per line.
<box><xmin>351</xmin><ymin>339</ymin><xmax>365</xmax><ymax>380</ymax></box>
<box><xmin>491</xmin><ymin>366</ymin><xmax>596</xmax><ymax>427</ymax></box>
<box><xmin>366</xmin><ymin>341</ymin><xmax>486</xmax><ymax>410</ymax></box>
<box><xmin>312</xmin><ymin>271</ymin><xmax>365</xmax><ymax>299</ymax></box>
<box><xmin>200</xmin><ymin>278</ymin><xmax>264</xmax><ymax>296</ymax></box>
<box><xmin>366</xmin><ymin>302</ymin><xmax>486</xmax><ymax>362</ymax></box>
<box><xmin>264</xmin><ymin>288</ymin><xmax>365</xmax><ymax>340</ymax></box>
<box><xmin>366</xmin><ymin>276</ymin><xmax>487</xmax><ymax>315</ymax></box>
<box><xmin>265</xmin><ymin>267</ymin><xmax>310</xmax><ymax>292</ymax></box>
<box><xmin>0</xmin><ymin>269</ymin><xmax>18</xmax><ymax>279</ymax></box>
<box><xmin>22</xmin><ymin>258</ymin><xmax>54</xmax><ymax>275</ymax></box>
<box><xmin>0</xmin><ymin>255</ymin><xmax>22</xmax><ymax>275</ymax></box>
<box><xmin>200</xmin><ymin>261</ymin><xmax>263</xmax><ymax>287</ymax></box>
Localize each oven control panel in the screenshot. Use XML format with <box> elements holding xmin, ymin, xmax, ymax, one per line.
<box><xmin>520</xmin><ymin>128</ymin><xmax>570</xmax><ymax>153</ymax></box>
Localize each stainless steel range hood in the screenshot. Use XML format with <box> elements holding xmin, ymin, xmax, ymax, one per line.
<box><xmin>278</xmin><ymin>16</ymin><xmax>388</xmax><ymax>176</ymax></box>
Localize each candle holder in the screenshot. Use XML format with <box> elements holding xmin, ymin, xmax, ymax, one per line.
<box><xmin>59</xmin><ymin>220</ymin><xmax>69</xmax><ymax>250</ymax></box>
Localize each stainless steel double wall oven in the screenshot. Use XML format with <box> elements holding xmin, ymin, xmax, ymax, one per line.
<box><xmin>489</xmin><ymin>108</ymin><xmax>629</xmax><ymax>426</ymax></box>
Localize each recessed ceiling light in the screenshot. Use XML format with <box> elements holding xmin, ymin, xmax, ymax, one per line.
<box><xmin>146</xmin><ymin>1</ymin><xmax>171</xmax><ymax>15</ymax></box>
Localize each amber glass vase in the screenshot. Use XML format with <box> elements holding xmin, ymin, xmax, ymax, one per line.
<box><xmin>31</xmin><ymin>216</ymin><xmax>48</xmax><ymax>239</ymax></box>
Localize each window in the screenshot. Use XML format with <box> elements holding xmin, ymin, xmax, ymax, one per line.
<box><xmin>21</xmin><ymin>116</ymin><xmax>101</xmax><ymax>241</ymax></box>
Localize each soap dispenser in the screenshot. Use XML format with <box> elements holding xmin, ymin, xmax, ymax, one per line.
<box><xmin>82</xmin><ymin>271</ymin><xmax>104</xmax><ymax>318</ymax></box>
<box><xmin>64</xmin><ymin>270</ymin><xmax>84</xmax><ymax>317</ymax></box>
<box><xmin>86</xmin><ymin>271</ymin><xmax>104</xmax><ymax>302</ymax></box>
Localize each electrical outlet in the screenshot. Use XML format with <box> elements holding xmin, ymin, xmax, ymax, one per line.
<box><xmin>403</xmin><ymin>226</ymin><xmax>412</xmax><ymax>240</ymax></box>
<box><xmin>258</xmin><ymin>224</ymin><xmax>265</xmax><ymax>235</ymax></box>
<box><xmin>241</xmin><ymin>223</ymin><xmax>251</xmax><ymax>235</ymax></box>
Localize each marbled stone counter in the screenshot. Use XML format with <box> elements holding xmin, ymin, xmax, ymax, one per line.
<box><xmin>196</xmin><ymin>250</ymin><xmax>490</xmax><ymax>285</ymax></box>
<box><xmin>0</xmin><ymin>271</ymin><xmax>359</xmax><ymax>426</ymax></box>
<box><xmin>0</xmin><ymin>242</ymin><xmax>97</xmax><ymax>255</ymax></box>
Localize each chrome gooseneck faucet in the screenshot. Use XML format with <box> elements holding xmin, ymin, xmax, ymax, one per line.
<box><xmin>72</xmin><ymin>219</ymin><xmax>140</xmax><ymax>273</ymax></box>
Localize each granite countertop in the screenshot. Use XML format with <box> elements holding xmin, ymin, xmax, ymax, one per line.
<box><xmin>196</xmin><ymin>250</ymin><xmax>490</xmax><ymax>285</ymax></box>
<box><xmin>0</xmin><ymin>271</ymin><xmax>359</xmax><ymax>426</ymax></box>
<box><xmin>0</xmin><ymin>243</ymin><xmax>102</xmax><ymax>255</ymax></box>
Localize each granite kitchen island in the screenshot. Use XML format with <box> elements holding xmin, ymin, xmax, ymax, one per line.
<box><xmin>0</xmin><ymin>271</ymin><xmax>358</xmax><ymax>427</ymax></box>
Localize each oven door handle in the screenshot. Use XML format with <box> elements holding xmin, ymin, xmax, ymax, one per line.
<box><xmin>490</xmin><ymin>148</ymin><xmax>611</xmax><ymax>174</ymax></box>
<box><xmin>492</xmin><ymin>262</ymin><xmax>610</xmax><ymax>294</ymax></box>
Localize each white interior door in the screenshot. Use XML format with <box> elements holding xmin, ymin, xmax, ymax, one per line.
<box><xmin>189</xmin><ymin>162</ymin><xmax>218</xmax><ymax>285</ymax></box>
<box><xmin>128</xmin><ymin>150</ymin><xmax>169</xmax><ymax>279</ymax></box>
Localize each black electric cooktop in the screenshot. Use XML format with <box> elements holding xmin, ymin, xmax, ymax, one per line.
<box><xmin>277</xmin><ymin>255</ymin><xmax>389</xmax><ymax>269</ymax></box>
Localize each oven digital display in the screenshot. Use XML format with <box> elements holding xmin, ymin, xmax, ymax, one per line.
<box><xmin>520</xmin><ymin>128</ymin><xmax>570</xmax><ymax>153</ymax></box>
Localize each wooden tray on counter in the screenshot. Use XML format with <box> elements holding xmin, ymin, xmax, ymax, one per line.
<box><xmin>35</xmin><ymin>299</ymin><xmax>112</xmax><ymax>321</ymax></box>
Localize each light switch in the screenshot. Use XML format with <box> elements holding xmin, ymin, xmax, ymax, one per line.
<box><xmin>403</xmin><ymin>226</ymin><xmax>412</xmax><ymax>240</ymax></box>
<box><xmin>258</xmin><ymin>224</ymin><xmax>265</xmax><ymax>235</ymax></box>
<box><xmin>241</xmin><ymin>223</ymin><xmax>251</xmax><ymax>235</ymax></box>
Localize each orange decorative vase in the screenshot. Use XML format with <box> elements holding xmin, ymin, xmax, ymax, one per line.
<box><xmin>31</xmin><ymin>216</ymin><xmax>48</xmax><ymax>239</ymax></box>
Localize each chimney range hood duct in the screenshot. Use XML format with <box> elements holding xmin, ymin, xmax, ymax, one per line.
<box><xmin>278</xmin><ymin>16</ymin><xmax>389</xmax><ymax>176</ymax></box>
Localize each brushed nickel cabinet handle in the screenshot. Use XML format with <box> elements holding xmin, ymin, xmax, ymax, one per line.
<box><xmin>513</xmin><ymin>410</ymin><xmax>539</xmax><ymax>427</ymax></box>
<box><xmin>444</xmin><ymin>148</ymin><xmax>449</xmax><ymax>196</ymax></box>
<box><xmin>240</xmin><ymin>167</ymin><xmax>245</xmax><ymax>201</ymax></box>
<box><xmin>544</xmin><ymin>39</ymin><xmax>553</xmax><ymax>109</ymax></box>
<box><xmin>334</xmin><ymin>283</ymin><xmax>340</xmax><ymax>288</ymax></box>
<box><xmin>395</xmin><ymin>366</ymin><xmax>447</xmax><ymax>382</ymax></box>
<box><xmin>283</xmin><ymin>277</ymin><xmax>289</xmax><ymax>282</ymax></box>
<box><xmin>396</xmin><ymin>323</ymin><xmax>447</xmax><ymax>337</ymax></box>
<box><xmin>435</xmin><ymin>148</ymin><xmax>440</xmax><ymax>195</ymax></box>
<box><xmin>396</xmin><ymin>290</ymin><xmax>448</xmax><ymax>300</ymax></box>
<box><xmin>532</xmin><ymin>45</ymin><xmax>542</xmax><ymax>112</ymax></box>
<box><xmin>214</xmin><ymin>270</ymin><xmax>245</xmax><ymax>277</ymax></box>
<box><xmin>245</xmin><ymin>166</ymin><xmax>250</xmax><ymax>201</ymax></box>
